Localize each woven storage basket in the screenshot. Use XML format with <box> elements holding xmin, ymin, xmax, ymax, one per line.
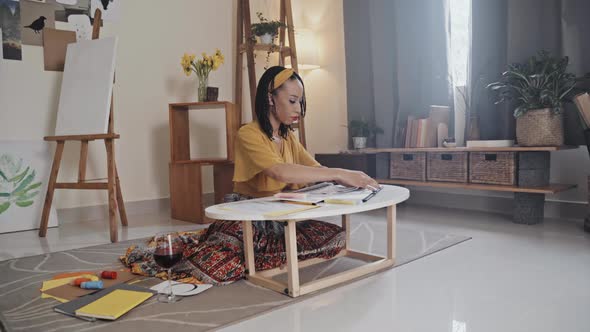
<box><xmin>390</xmin><ymin>152</ymin><xmax>426</xmax><ymax>181</ymax></box>
<box><xmin>469</xmin><ymin>152</ymin><xmax>516</xmax><ymax>185</ymax></box>
<box><xmin>516</xmin><ymin>108</ymin><xmax>564</xmax><ymax>146</ymax></box>
<box><xmin>427</xmin><ymin>152</ymin><xmax>468</xmax><ymax>182</ymax></box>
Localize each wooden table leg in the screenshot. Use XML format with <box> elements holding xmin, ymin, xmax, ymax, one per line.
<box><xmin>341</xmin><ymin>214</ymin><xmax>350</xmax><ymax>250</ymax></box>
<box><xmin>387</xmin><ymin>205</ymin><xmax>396</xmax><ymax>262</ymax></box>
<box><xmin>285</xmin><ymin>220</ymin><xmax>300</xmax><ymax>297</ymax></box>
<box><xmin>242</xmin><ymin>220</ymin><xmax>255</xmax><ymax>276</ymax></box>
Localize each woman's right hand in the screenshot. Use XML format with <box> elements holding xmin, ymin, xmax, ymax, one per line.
<box><xmin>334</xmin><ymin>168</ymin><xmax>380</xmax><ymax>190</ymax></box>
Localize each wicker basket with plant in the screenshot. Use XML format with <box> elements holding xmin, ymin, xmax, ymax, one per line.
<box><xmin>487</xmin><ymin>51</ymin><xmax>577</xmax><ymax>146</ymax></box>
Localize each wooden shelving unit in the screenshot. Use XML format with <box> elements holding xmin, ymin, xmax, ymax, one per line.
<box><xmin>359</xmin><ymin>146</ymin><xmax>577</xmax><ymax>153</ymax></box>
<box><xmin>168</xmin><ymin>101</ymin><xmax>237</xmax><ymax>224</ymax></box>
<box><xmin>173</xmin><ymin>158</ymin><xmax>231</xmax><ymax>166</ymax></box>
<box><xmin>378</xmin><ymin>179</ymin><xmax>576</xmax><ymax>194</ymax></box>
<box><xmin>333</xmin><ymin>146</ymin><xmax>579</xmax><ymax>225</ymax></box>
<box><xmin>238</xmin><ymin>44</ymin><xmax>293</xmax><ymax>56</ymax></box>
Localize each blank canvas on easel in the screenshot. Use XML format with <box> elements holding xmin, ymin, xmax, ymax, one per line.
<box><xmin>55</xmin><ymin>36</ymin><xmax>118</xmax><ymax>136</ymax></box>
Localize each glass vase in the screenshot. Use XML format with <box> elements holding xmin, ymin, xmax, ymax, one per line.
<box><xmin>197</xmin><ymin>75</ymin><xmax>208</xmax><ymax>102</ymax></box>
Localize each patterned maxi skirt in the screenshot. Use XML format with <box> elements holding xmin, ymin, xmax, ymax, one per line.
<box><xmin>120</xmin><ymin>193</ymin><xmax>346</xmax><ymax>285</ymax></box>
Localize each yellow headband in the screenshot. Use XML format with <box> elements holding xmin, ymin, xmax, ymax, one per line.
<box><xmin>273</xmin><ymin>68</ymin><xmax>294</xmax><ymax>89</ymax></box>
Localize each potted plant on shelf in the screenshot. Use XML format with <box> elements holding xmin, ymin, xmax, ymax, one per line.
<box><xmin>487</xmin><ymin>50</ymin><xmax>577</xmax><ymax>146</ymax></box>
<box><xmin>251</xmin><ymin>12</ymin><xmax>286</xmax><ymax>45</ymax></box>
<box><xmin>349</xmin><ymin>119</ymin><xmax>384</xmax><ymax>149</ymax></box>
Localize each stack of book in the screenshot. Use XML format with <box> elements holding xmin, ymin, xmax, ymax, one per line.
<box><xmin>404</xmin><ymin>105</ymin><xmax>451</xmax><ymax>148</ymax></box>
<box><xmin>54</xmin><ymin>283</ymin><xmax>155</xmax><ymax>321</ymax></box>
<box><xmin>574</xmin><ymin>92</ymin><xmax>590</xmax><ymax>128</ymax></box>
<box><xmin>404</xmin><ymin>116</ymin><xmax>432</xmax><ymax>148</ymax></box>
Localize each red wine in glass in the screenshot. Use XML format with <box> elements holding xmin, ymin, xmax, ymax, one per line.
<box><xmin>153</xmin><ymin>249</ymin><xmax>183</xmax><ymax>269</ymax></box>
<box><xmin>153</xmin><ymin>232</ymin><xmax>184</xmax><ymax>303</ymax></box>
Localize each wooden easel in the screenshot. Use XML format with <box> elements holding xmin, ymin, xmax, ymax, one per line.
<box><xmin>235</xmin><ymin>0</ymin><xmax>306</xmax><ymax>146</ymax></box>
<box><xmin>39</xmin><ymin>9</ymin><xmax>128</xmax><ymax>243</ymax></box>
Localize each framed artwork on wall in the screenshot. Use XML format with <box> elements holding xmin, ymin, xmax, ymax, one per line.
<box><xmin>20</xmin><ymin>0</ymin><xmax>55</xmax><ymax>46</ymax></box>
<box><xmin>0</xmin><ymin>0</ymin><xmax>22</xmax><ymax>60</ymax></box>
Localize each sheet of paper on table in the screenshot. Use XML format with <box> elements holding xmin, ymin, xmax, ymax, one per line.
<box><xmin>280</xmin><ymin>182</ymin><xmax>380</xmax><ymax>205</ymax></box>
<box><xmin>219</xmin><ymin>199</ymin><xmax>320</xmax><ymax>217</ymax></box>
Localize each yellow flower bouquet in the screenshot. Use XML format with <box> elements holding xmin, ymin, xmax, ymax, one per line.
<box><xmin>181</xmin><ymin>49</ymin><xmax>225</xmax><ymax>102</ymax></box>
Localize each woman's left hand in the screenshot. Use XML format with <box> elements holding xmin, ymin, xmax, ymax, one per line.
<box><xmin>334</xmin><ymin>169</ymin><xmax>379</xmax><ymax>190</ymax></box>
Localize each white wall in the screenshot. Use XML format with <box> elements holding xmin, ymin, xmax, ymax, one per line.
<box><xmin>0</xmin><ymin>0</ymin><xmax>348</xmax><ymax>209</ymax></box>
<box><xmin>292</xmin><ymin>0</ymin><xmax>349</xmax><ymax>155</ymax></box>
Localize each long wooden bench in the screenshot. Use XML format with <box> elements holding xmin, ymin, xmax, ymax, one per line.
<box><xmin>316</xmin><ymin>146</ymin><xmax>578</xmax><ymax>224</ymax></box>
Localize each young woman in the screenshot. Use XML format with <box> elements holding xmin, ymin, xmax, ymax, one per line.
<box><xmin>122</xmin><ymin>66</ymin><xmax>378</xmax><ymax>285</ymax></box>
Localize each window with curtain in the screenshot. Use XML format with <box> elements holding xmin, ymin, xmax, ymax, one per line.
<box><xmin>344</xmin><ymin>0</ymin><xmax>590</xmax><ymax>148</ymax></box>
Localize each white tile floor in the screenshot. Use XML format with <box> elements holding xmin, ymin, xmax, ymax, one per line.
<box><xmin>0</xmin><ymin>212</ymin><xmax>206</xmax><ymax>261</ymax></box>
<box><xmin>1</xmin><ymin>204</ymin><xmax>589</xmax><ymax>331</ymax></box>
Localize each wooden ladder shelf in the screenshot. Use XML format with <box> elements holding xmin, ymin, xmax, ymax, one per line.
<box><xmin>235</xmin><ymin>0</ymin><xmax>307</xmax><ymax>147</ymax></box>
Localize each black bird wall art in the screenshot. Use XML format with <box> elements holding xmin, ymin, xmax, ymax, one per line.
<box><xmin>101</xmin><ymin>0</ymin><xmax>114</xmax><ymax>11</ymax></box>
<box><xmin>24</xmin><ymin>16</ymin><xmax>47</xmax><ymax>34</ymax></box>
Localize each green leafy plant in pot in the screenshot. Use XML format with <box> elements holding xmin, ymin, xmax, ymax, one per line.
<box><xmin>349</xmin><ymin>119</ymin><xmax>384</xmax><ymax>149</ymax></box>
<box><xmin>251</xmin><ymin>12</ymin><xmax>286</xmax><ymax>45</ymax></box>
<box><xmin>487</xmin><ymin>51</ymin><xmax>577</xmax><ymax>146</ymax></box>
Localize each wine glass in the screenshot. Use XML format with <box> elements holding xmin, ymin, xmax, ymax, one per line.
<box><xmin>153</xmin><ymin>232</ymin><xmax>184</xmax><ymax>303</ymax></box>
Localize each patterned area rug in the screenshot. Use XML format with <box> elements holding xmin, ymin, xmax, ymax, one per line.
<box><xmin>0</xmin><ymin>217</ymin><xmax>470</xmax><ymax>332</ymax></box>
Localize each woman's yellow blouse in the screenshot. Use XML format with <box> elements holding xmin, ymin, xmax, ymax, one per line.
<box><xmin>233</xmin><ymin>121</ymin><xmax>320</xmax><ymax>197</ymax></box>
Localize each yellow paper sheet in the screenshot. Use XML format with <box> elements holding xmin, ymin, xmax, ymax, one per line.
<box><xmin>41</xmin><ymin>293</ymin><xmax>69</xmax><ymax>303</ymax></box>
<box><xmin>40</xmin><ymin>274</ymin><xmax>98</xmax><ymax>292</ymax></box>
<box><xmin>40</xmin><ymin>274</ymin><xmax>99</xmax><ymax>302</ymax></box>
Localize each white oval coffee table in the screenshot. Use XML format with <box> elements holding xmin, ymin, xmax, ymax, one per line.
<box><xmin>205</xmin><ymin>184</ymin><xmax>410</xmax><ymax>297</ymax></box>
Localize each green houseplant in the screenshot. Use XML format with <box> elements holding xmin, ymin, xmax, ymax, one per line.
<box><xmin>487</xmin><ymin>51</ymin><xmax>577</xmax><ymax>146</ymax></box>
<box><xmin>251</xmin><ymin>12</ymin><xmax>286</xmax><ymax>45</ymax></box>
<box><xmin>349</xmin><ymin>119</ymin><xmax>384</xmax><ymax>149</ymax></box>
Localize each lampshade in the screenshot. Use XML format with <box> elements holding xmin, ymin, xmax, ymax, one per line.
<box><xmin>289</xmin><ymin>28</ymin><xmax>320</xmax><ymax>70</ymax></box>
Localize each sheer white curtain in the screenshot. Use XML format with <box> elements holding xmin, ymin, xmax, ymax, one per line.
<box><xmin>344</xmin><ymin>0</ymin><xmax>459</xmax><ymax>148</ymax></box>
<box><xmin>448</xmin><ymin>0</ymin><xmax>471</xmax><ymax>146</ymax></box>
